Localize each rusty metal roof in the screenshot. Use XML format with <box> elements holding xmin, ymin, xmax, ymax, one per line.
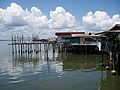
<box><xmin>55</xmin><ymin>32</ymin><xmax>85</xmax><ymax>36</ymax></box>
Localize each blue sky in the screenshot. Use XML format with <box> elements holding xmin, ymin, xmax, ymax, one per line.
<box><xmin>0</xmin><ymin>0</ymin><xmax>120</xmax><ymax>39</ymax></box>
<box><xmin>0</xmin><ymin>0</ymin><xmax>120</xmax><ymax>20</ymax></box>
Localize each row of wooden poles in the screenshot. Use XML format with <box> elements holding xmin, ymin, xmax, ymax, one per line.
<box><xmin>12</xmin><ymin>43</ymin><xmax>51</xmax><ymax>54</ymax></box>
<box><xmin>11</xmin><ymin>44</ymin><xmax>56</xmax><ymax>68</ymax></box>
<box><xmin>10</xmin><ymin>35</ymin><xmax>57</xmax><ymax>59</ymax></box>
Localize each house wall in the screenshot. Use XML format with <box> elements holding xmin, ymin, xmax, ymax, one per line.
<box><xmin>70</xmin><ymin>37</ymin><xmax>80</xmax><ymax>44</ymax></box>
<box><xmin>57</xmin><ymin>36</ymin><xmax>64</xmax><ymax>43</ymax></box>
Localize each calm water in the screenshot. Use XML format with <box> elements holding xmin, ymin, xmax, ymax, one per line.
<box><xmin>0</xmin><ymin>41</ymin><xmax>120</xmax><ymax>90</ymax></box>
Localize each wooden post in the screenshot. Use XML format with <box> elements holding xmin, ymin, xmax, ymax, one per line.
<box><xmin>100</xmin><ymin>51</ymin><xmax>104</xmax><ymax>66</ymax></box>
<box><xmin>65</xmin><ymin>46</ymin><xmax>67</xmax><ymax>54</ymax></box>
<box><xmin>46</xmin><ymin>49</ymin><xmax>49</xmax><ymax>60</ymax></box>
<box><xmin>52</xmin><ymin>44</ymin><xmax>55</xmax><ymax>53</ymax></box>
<box><xmin>22</xmin><ymin>35</ymin><xmax>24</xmax><ymax>54</ymax></box>
<box><xmin>12</xmin><ymin>35</ymin><xmax>14</xmax><ymax>54</ymax></box>
<box><xmin>30</xmin><ymin>44</ymin><xmax>33</xmax><ymax>53</ymax></box>
<box><xmin>25</xmin><ymin>44</ymin><xmax>27</xmax><ymax>58</ymax></box>
<box><xmin>111</xmin><ymin>52</ymin><xmax>116</xmax><ymax>74</ymax></box>
<box><xmin>21</xmin><ymin>35</ymin><xmax>22</xmax><ymax>54</ymax></box>
<box><xmin>117</xmin><ymin>53</ymin><xmax>120</xmax><ymax>75</ymax></box>
<box><xmin>39</xmin><ymin>44</ymin><xmax>41</xmax><ymax>52</ymax></box>
<box><xmin>116</xmin><ymin>53</ymin><xmax>118</xmax><ymax>65</ymax></box>
<box><xmin>18</xmin><ymin>44</ymin><xmax>20</xmax><ymax>53</ymax></box>
<box><xmin>28</xmin><ymin>43</ymin><xmax>29</xmax><ymax>54</ymax></box>
<box><xmin>109</xmin><ymin>52</ymin><xmax>112</xmax><ymax>61</ymax></box>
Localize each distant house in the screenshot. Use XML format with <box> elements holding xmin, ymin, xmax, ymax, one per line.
<box><xmin>55</xmin><ymin>32</ymin><xmax>102</xmax><ymax>54</ymax></box>
<box><xmin>55</xmin><ymin>32</ymin><xmax>85</xmax><ymax>44</ymax></box>
<box><xmin>55</xmin><ymin>32</ymin><xmax>101</xmax><ymax>45</ymax></box>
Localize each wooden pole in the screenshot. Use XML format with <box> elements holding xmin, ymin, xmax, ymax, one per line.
<box><xmin>111</xmin><ymin>52</ymin><xmax>116</xmax><ymax>74</ymax></box>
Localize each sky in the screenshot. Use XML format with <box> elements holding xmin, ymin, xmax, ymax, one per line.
<box><xmin>0</xmin><ymin>0</ymin><xmax>120</xmax><ymax>39</ymax></box>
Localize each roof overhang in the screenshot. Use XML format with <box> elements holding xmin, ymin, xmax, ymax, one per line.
<box><xmin>55</xmin><ymin>32</ymin><xmax>85</xmax><ymax>36</ymax></box>
<box><xmin>71</xmin><ymin>34</ymin><xmax>104</xmax><ymax>38</ymax></box>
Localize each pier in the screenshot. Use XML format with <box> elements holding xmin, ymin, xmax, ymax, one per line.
<box><xmin>9</xmin><ymin>35</ymin><xmax>57</xmax><ymax>64</ymax></box>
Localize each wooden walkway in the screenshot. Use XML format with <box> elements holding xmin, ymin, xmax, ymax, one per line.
<box><xmin>8</xmin><ymin>42</ymin><xmax>53</xmax><ymax>45</ymax></box>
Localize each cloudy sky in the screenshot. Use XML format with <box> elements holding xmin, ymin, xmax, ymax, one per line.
<box><xmin>0</xmin><ymin>0</ymin><xmax>120</xmax><ymax>39</ymax></box>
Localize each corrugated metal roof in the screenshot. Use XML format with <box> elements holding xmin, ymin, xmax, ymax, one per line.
<box><xmin>71</xmin><ymin>34</ymin><xmax>102</xmax><ymax>37</ymax></box>
<box><xmin>109</xmin><ymin>24</ymin><xmax>120</xmax><ymax>31</ymax></box>
<box><xmin>55</xmin><ymin>32</ymin><xmax>85</xmax><ymax>36</ymax></box>
<box><xmin>95</xmin><ymin>24</ymin><xmax>120</xmax><ymax>35</ymax></box>
<box><xmin>108</xmin><ymin>30</ymin><xmax>120</xmax><ymax>32</ymax></box>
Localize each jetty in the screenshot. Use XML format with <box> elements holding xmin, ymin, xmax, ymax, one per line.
<box><xmin>9</xmin><ymin>35</ymin><xmax>57</xmax><ymax>62</ymax></box>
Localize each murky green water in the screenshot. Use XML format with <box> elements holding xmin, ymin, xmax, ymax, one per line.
<box><xmin>0</xmin><ymin>41</ymin><xmax>120</xmax><ymax>90</ymax></box>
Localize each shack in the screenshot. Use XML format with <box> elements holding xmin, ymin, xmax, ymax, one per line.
<box><xmin>55</xmin><ymin>32</ymin><xmax>85</xmax><ymax>44</ymax></box>
<box><xmin>96</xmin><ymin>24</ymin><xmax>120</xmax><ymax>74</ymax></box>
<box><xmin>55</xmin><ymin>32</ymin><xmax>101</xmax><ymax>54</ymax></box>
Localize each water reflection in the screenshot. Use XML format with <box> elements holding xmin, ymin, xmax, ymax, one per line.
<box><xmin>100</xmin><ymin>71</ymin><xmax>120</xmax><ymax>90</ymax></box>
<box><xmin>0</xmin><ymin>41</ymin><xmax>120</xmax><ymax>90</ymax></box>
<box><xmin>11</xmin><ymin>44</ymin><xmax>62</xmax><ymax>73</ymax></box>
<box><xmin>62</xmin><ymin>54</ymin><xmax>102</xmax><ymax>71</ymax></box>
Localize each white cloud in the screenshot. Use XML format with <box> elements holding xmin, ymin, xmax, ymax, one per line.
<box><xmin>0</xmin><ymin>3</ymin><xmax>119</xmax><ymax>39</ymax></box>
<box><xmin>31</xmin><ymin>6</ymin><xmax>43</xmax><ymax>16</ymax></box>
<box><xmin>49</xmin><ymin>6</ymin><xmax>77</xmax><ymax>29</ymax></box>
<box><xmin>0</xmin><ymin>3</ymin><xmax>49</xmax><ymax>39</ymax></box>
<box><xmin>0</xmin><ymin>3</ymin><xmax>80</xmax><ymax>39</ymax></box>
<box><xmin>24</xmin><ymin>6</ymin><xmax>49</xmax><ymax>28</ymax></box>
<box><xmin>112</xmin><ymin>14</ymin><xmax>120</xmax><ymax>23</ymax></box>
<box><xmin>6</xmin><ymin>16</ymin><xmax>27</xmax><ymax>26</ymax></box>
<box><xmin>82</xmin><ymin>11</ymin><xmax>120</xmax><ymax>32</ymax></box>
